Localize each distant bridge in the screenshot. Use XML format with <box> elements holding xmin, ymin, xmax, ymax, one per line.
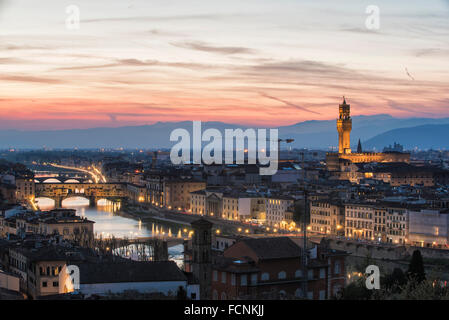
<box><xmin>34</xmin><ymin>176</ymin><xmax>91</xmax><ymax>184</ymax></box>
<box><xmin>35</xmin><ymin>182</ymin><xmax>127</xmax><ymax>208</ymax></box>
<box><xmin>94</xmin><ymin>236</ymin><xmax>185</xmax><ymax>261</ymax></box>
<box><xmin>101</xmin><ymin>236</ymin><xmax>185</xmax><ymax>248</ymax></box>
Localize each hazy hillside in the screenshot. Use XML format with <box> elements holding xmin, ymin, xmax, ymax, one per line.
<box><xmin>363</xmin><ymin>124</ymin><xmax>449</xmax><ymax>150</ymax></box>
<box><xmin>1</xmin><ymin>115</ymin><xmax>449</xmax><ymax>149</ymax></box>
<box><xmin>280</xmin><ymin>115</ymin><xmax>449</xmax><ymax>149</ymax></box>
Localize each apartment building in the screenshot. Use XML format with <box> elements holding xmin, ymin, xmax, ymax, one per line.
<box><xmin>164</xmin><ymin>179</ymin><xmax>206</xmax><ymax>210</ymax></box>
<box><xmin>344</xmin><ymin>204</ymin><xmax>374</xmax><ymax>240</ymax></box>
<box><xmin>190</xmin><ymin>188</ymin><xmax>293</xmax><ymax>226</ymax></box>
<box><xmin>211</xmin><ymin>237</ymin><xmax>347</xmax><ymax>300</ymax></box>
<box><xmin>190</xmin><ymin>188</ymin><xmax>243</xmax><ymax>220</ymax></box>
<box><xmin>264</xmin><ymin>196</ymin><xmax>294</xmax><ymax>227</ymax></box>
<box><xmin>15</xmin><ymin>177</ymin><xmax>35</xmax><ymax>203</ymax></box>
<box><xmin>385</xmin><ymin>206</ymin><xmax>408</xmax><ymax>244</ymax></box>
<box><xmin>310</xmin><ymin>200</ymin><xmax>345</xmax><ymax>236</ymax></box>
<box><xmin>8</xmin><ymin>244</ymin><xmax>68</xmax><ymax>298</ymax></box>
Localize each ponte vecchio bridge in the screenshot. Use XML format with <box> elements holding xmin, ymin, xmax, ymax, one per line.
<box><xmin>35</xmin><ymin>181</ymin><xmax>127</xmax><ymax>208</ymax></box>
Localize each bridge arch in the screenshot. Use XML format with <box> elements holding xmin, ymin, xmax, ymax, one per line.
<box><xmin>43</xmin><ymin>178</ymin><xmax>61</xmax><ymax>183</ymax></box>
<box><xmin>97</xmin><ymin>198</ymin><xmax>109</xmax><ymax>206</ymax></box>
<box><xmin>64</xmin><ymin>179</ymin><xmax>80</xmax><ymax>183</ymax></box>
<box><xmin>35</xmin><ymin>197</ymin><xmax>56</xmax><ymax>210</ymax></box>
<box><xmin>61</xmin><ymin>196</ymin><xmax>90</xmax><ymax>207</ymax></box>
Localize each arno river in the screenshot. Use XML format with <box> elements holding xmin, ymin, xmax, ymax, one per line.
<box><xmin>35</xmin><ymin>197</ymin><xmax>184</xmax><ymax>265</ymax></box>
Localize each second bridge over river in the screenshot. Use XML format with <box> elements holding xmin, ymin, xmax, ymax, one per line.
<box><xmin>35</xmin><ymin>182</ymin><xmax>127</xmax><ymax>208</ymax></box>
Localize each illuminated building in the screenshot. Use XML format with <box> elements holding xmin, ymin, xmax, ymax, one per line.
<box><xmin>310</xmin><ymin>200</ymin><xmax>345</xmax><ymax>236</ymax></box>
<box><xmin>326</xmin><ymin>98</ymin><xmax>411</xmax><ymax>172</ymax></box>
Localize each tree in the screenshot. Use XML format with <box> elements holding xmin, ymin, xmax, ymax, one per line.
<box><xmin>339</xmin><ymin>278</ymin><xmax>372</xmax><ymax>300</ymax></box>
<box><xmin>408</xmin><ymin>250</ymin><xmax>426</xmax><ymax>283</ymax></box>
<box><xmin>396</xmin><ymin>277</ymin><xmax>449</xmax><ymax>300</ymax></box>
<box><xmin>384</xmin><ymin>268</ymin><xmax>407</xmax><ymax>293</ymax></box>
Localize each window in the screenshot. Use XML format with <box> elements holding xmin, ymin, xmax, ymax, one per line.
<box><xmin>213</xmin><ymin>270</ymin><xmax>218</xmax><ymax>281</ymax></box>
<box><xmin>53</xmin><ymin>281</ymin><xmax>59</xmax><ymax>287</ymax></box>
<box><xmin>221</xmin><ymin>272</ymin><xmax>226</xmax><ymax>284</ymax></box>
<box><xmin>295</xmin><ymin>270</ymin><xmax>303</xmax><ymax>278</ymax></box>
<box><xmin>308</xmin><ymin>270</ymin><xmax>314</xmax><ymax>280</ymax></box>
<box><xmin>251</xmin><ymin>273</ymin><xmax>257</xmax><ymax>285</ymax></box>
<box><xmin>231</xmin><ymin>274</ymin><xmax>236</xmax><ymax>286</ymax></box>
<box><xmin>295</xmin><ymin>288</ymin><xmax>303</xmax><ymax>298</ymax></box>
<box><xmin>320</xmin><ymin>268</ymin><xmax>325</xmax><ymax>279</ymax></box>
<box><xmin>261</xmin><ymin>272</ymin><xmax>270</xmax><ymax>281</ymax></box>
<box><xmin>42</xmin><ymin>281</ymin><xmax>48</xmax><ymax>288</ymax></box>
<box><xmin>334</xmin><ymin>261</ymin><xmax>341</xmax><ymax>275</ymax></box>
<box><xmin>307</xmin><ymin>291</ymin><xmax>313</xmax><ymax>299</ymax></box>
<box><xmin>319</xmin><ymin>290</ymin><xmax>326</xmax><ymax>300</ymax></box>
<box><xmin>221</xmin><ymin>292</ymin><xmax>227</xmax><ymax>300</ymax></box>
<box><xmin>212</xmin><ymin>290</ymin><xmax>218</xmax><ymax>300</ymax></box>
<box><xmin>278</xmin><ymin>271</ymin><xmax>286</xmax><ymax>280</ymax></box>
<box><xmin>240</xmin><ymin>274</ymin><xmax>247</xmax><ymax>286</ymax></box>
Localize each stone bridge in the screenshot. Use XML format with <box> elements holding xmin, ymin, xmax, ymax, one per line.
<box><xmin>108</xmin><ymin>236</ymin><xmax>184</xmax><ymax>248</ymax></box>
<box><xmin>34</xmin><ymin>176</ymin><xmax>91</xmax><ymax>184</ymax></box>
<box><xmin>35</xmin><ymin>182</ymin><xmax>127</xmax><ymax>208</ymax></box>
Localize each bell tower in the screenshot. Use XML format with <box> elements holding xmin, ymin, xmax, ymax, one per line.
<box><xmin>337</xmin><ymin>97</ymin><xmax>352</xmax><ymax>154</ymax></box>
<box><xmin>191</xmin><ymin>218</ymin><xmax>213</xmax><ymax>300</ymax></box>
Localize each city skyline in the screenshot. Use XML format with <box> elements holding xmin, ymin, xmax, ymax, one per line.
<box><xmin>0</xmin><ymin>0</ymin><xmax>448</xmax><ymax>130</ymax></box>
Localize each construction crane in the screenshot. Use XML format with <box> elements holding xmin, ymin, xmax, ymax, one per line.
<box><xmin>266</xmin><ymin>138</ymin><xmax>295</xmax><ymax>160</ymax></box>
<box><xmin>149</xmin><ymin>151</ymin><xmax>160</xmax><ymax>169</ymax></box>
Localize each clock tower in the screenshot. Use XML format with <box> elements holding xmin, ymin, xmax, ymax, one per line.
<box><xmin>337</xmin><ymin>97</ymin><xmax>352</xmax><ymax>154</ymax></box>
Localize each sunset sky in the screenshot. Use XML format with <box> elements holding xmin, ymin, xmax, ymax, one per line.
<box><xmin>0</xmin><ymin>0</ymin><xmax>448</xmax><ymax>130</ymax></box>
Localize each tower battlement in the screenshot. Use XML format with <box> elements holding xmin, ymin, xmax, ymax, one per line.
<box><xmin>337</xmin><ymin>97</ymin><xmax>352</xmax><ymax>154</ymax></box>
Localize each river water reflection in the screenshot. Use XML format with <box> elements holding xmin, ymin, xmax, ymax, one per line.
<box><xmin>35</xmin><ymin>197</ymin><xmax>184</xmax><ymax>264</ymax></box>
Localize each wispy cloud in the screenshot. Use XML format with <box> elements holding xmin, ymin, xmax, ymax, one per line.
<box><xmin>0</xmin><ymin>75</ymin><xmax>63</xmax><ymax>84</ymax></box>
<box><xmin>83</xmin><ymin>14</ymin><xmax>230</xmax><ymax>24</ymax></box>
<box><xmin>146</xmin><ymin>29</ymin><xmax>186</xmax><ymax>37</ymax></box>
<box><xmin>259</xmin><ymin>92</ymin><xmax>321</xmax><ymax>115</ymax></box>
<box><xmin>171</xmin><ymin>41</ymin><xmax>257</xmax><ymax>55</ymax></box>
<box><xmin>414</xmin><ymin>48</ymin><xmax>449</xmax><ymax>57</ymax></box>
<box><xmin>54</xmin><ymin>58</ymin><xmax>214</xmax><ymax>71</ymax></box>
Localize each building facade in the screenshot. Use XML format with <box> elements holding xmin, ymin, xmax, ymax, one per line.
<box><xmin>211</xmin><ymin>237</ymin><xmax>347</xmax><ymax>300</ymax></box>
<box><xmin>408</xmin><ymin>209</ymin><xmax>449</xmax><ymax>248</ymax></box>
<box><xmin>326</xmin><ymin>98</ymin><xmax>410</xmax><ymax>172</ymax></box>
<box><xmin>310</xmin><ymin>200</ymin><xmax>345</xmax><ymax>236</ymax></box>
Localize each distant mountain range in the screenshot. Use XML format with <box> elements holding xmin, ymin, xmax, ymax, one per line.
<box><xmin>364</xmin><ymin>124</ymin><xmax>449</xmax><ymax>150</ymax></box>
<box><xmin>1</xmin><ymin>115</ymin><xmax>449</xmax><ymax>150</ymax></box>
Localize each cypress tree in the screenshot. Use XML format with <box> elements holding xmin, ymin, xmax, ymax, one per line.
<box><xmin>408</xmin><ymin>250</ymin><xmax>425</xmax><ymax>283</ymax></box>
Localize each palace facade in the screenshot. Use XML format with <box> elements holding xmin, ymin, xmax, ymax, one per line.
<box><xmin>326</xmin><ymin>98</ymin><xmax>410</xmax><ymax>171</ymax></box>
